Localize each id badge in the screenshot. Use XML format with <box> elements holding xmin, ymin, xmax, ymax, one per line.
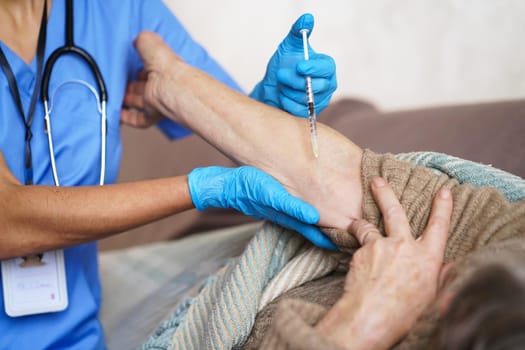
<box><xmin>2</xmin><ymin>250</ymin><xmax>68</xmax><ymax>317</ymax></box>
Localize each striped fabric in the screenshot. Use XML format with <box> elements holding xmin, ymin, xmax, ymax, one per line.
<box><xmin>141</xmin><ymin>152</ymin><xmax>525</xmax><ymax>350</ymax></box>
<box><xmin>258</xmin><ymin>246</ymin><xmax>340</xmax><ymax>310</ymax></box>
<box><xmin>141</xmin><ymin>223</ymin><xmax>338</xmax><ymax>350</ymax></box>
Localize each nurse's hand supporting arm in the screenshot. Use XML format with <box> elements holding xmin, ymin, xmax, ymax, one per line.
<box><xmin>0</xmin><ymin>155</ymin><xmax>324</xmax><ymax>259</ymax></box>
<box><xmin>133</xmin><ymin>32</ymin><xmax>363</xmax><ymax>231</ymax></box>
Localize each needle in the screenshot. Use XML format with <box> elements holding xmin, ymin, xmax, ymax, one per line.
<box><xmin>300</xmin><ymin>29</ymin><xmax>319</xmax><ymax>158</ymax></box>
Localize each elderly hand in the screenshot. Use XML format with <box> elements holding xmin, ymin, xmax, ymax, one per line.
<box><xmin>316</xmin><ymin>177</ymin><xmax>452</xmax><ymax>350</ymax></box>
<box><xmin>250</xmin><ymin>13</ymin><xmax>337</xmax><ymax>117</ymax></box>
<box><xmin>120</xmin><ymin>70</ymin><xmax>166</xmax><ymax>128</ymax></box>
<box><xmin>188</xmin><ymin>165</ymin><xmax>337</xmax><ymax>250</ymax></box>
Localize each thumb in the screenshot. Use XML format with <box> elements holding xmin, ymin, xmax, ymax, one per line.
<box><xmin>281</xmin><ymin>13</ymin><xmax>315</xmax><ymax>51</ymax></box>
<box><xmin>134</xmin><ymin>31</ymin><xmax>179</xmax><ymax>72</ymax></box>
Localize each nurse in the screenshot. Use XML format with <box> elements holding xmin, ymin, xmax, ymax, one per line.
<box><xmin>0</xmin><ymin>0</ymin><xmax>337</xmax><ymax>349</ymax></box>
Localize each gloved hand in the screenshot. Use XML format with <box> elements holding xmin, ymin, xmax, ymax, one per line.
<box><xmin>188</xmin><ymin>166</ymin><xmax>337</xmax><ymax>250</ymax></box>
<box><xmin>250</xmin><ymin>13</ymin><xmax>337</xmax><ymax>117</ymax></box>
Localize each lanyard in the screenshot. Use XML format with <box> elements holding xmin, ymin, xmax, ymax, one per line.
<box><xmin>0</xmin><ymin>0</ymin><xmax>48</xmax><ymax>185</ymax></box>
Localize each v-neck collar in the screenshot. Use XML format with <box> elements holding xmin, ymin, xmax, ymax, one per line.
<box><xmin>0</xmin><ymin>0</ymin><xmax>61</xmax><ymax>92</ymax></box>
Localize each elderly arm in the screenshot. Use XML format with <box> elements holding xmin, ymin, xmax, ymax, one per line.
<box><xmin>134</xmin><ymin>32</ymin><xmax>363</xmax><ymax>231</ymax></box>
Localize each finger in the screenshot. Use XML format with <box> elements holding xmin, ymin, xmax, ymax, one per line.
<box><xmin>133</xmin><ymin>32</ymin><xmax>165</xmax><ymax>70</ymax></box>
<box><xmin>133</xmin><ymin>31</ymin><xmax>175</xmax><ymax>71</ymax></box>
<box><xmin>245</xmin><ymin>168</ymin><xmax>321</xmax><ymax>225</ymax></box>
<box><xmin>276</xmin><ymin>69</ymin><xmax>335</xmax><ymax>115</ymax></box>
<box><xmin>291</xmin><ymin>13</ymin><xmax>314</xmax><ymax>37</ymax></box>
<box><xmin>120</xmin><ymin>109</ymin><xmax>150</xmax><ymax>128</ymax></box>
<box><xmin>371</xmin><ymin>177</ymin><xmax>412</xmax><ymax>239</ymax></box>
<box><xmin>126</xmin><ymin>80</ymin><xmax>146</xmax><ymax>95</ymax></box>
<box><xmin>349</xmin><ymin>219</ymin><xmax>383</xmax><ymax>246</ymax></box>
<box><xmin>279</xmin><ymin>82</ymin><xmax>309</xmax><ymax>102</ymax></box>
<box><xmin>276</xmin><ymin>68</ymin><xmax>306</xmax><ymax>90</ymax></box>
<box><xmin>120</xmin><ymin>109</ymin><xmax>144</xmax><ymax>127</ymax></box>
<box><xmin>438</xmin><ymin>262</ymin><xmax>454</xmax><ymax>290</ymax></box>
<box><xmin>120</xmin><ymin>109</ymin><xmax>162</xmax><ymax>128</ymax></box>
<box><xmin>278</xmin><ymin>91</ymin><xmax>334</xmax><ymax>118</ymax></box>
<box><xmin>296</xmin><ymin>55</ymin><xmax>336</xmax><ymax>79</ymax></box>
<box><xmin>277</xmin><ymin>68</ymin><xmax>332</xmax><ymax>93</ymax></box>
<box><xmin>270</xmin><ymin>190</ymin><xmax>321</xmax><ymax>225</ymax></box>
<box><xmin>420</xmin><ymin>188</ymin><xmax>453</xmax><ymax>256</ymax></box>
<box><xmin>297</xmin><ymin>224</ymin><xmax>338</xmax><ymax>251</ymax></box>
<box><xmin>276</xmin><ymin>75</ymin><xmax>333</xmax><ymax>117</ymax></box>
<box><xmin>137</xmin><ymin>70</ymin><xmax>148</xmax><ymax>81</ymax></box>
<box><xmin>278</xmin><ymin>95</ymin><xmax>308</xmax><ymax>118</ymax></box>
<box><xmin>123</xmin><ymin>91</ymin><xmax>145</xmax><ymax>110</ymax></box>
<box><xmin>272</xmin><ymin>212</ymin><xmax>337</xmax><ymax>251</ymax></box>
<box><xmin>281</xmin><ymin>13</ymin><xmax>315</xmax><ymax>51</ymax></box>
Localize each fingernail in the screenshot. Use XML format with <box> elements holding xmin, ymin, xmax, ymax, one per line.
<box><xmin>439</xmin><ymin>188</ymin><xmax>451</xmax><ymax>199</ymax></box>
<box><xmin>372</xmin><ymin>177</ymin><xmax>386</xmax><ymax>188</ymax></box>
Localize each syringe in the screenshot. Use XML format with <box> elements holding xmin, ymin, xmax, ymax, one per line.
<box><xmin>300</xmin><ymin>28</ymin><xmax>319</xmax><ymax>159</ymax></box>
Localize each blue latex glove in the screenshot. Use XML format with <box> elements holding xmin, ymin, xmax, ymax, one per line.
<box><xmin>250</xmin><ymin>13</ymin><xmax>337</xmax><ymax>117</ymax></box>
<box><xmin>188</xmin><ymin>166</ymin><xmax>337</xmax><ymax>250</ymax></box>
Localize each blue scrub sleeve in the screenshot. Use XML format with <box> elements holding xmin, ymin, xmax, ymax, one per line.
<box><xmin>131</xmin><ymin>0</ymin><xmax>244</xmax><ymax>140</ymax></box>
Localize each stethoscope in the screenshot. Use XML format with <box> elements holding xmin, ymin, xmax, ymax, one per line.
<box><xmin>42</xmin><ymin>0</ymin><xmax>108</xmax><ymax>186</ymax></box>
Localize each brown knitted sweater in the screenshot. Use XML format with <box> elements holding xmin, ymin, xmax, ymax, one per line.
<box><xmin>245</xmin><ymin>150</ymin><xmax>525</xmax><ymax>350</ymax></box>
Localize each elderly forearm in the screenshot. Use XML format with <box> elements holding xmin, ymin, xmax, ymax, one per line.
<box><xmin>0</xmin><ymin>162</ymin><xmax>192</xmax><ymax>259</ymax></box>
<box><xmin>156</xmin><ymin>60</ymin><xmax>312</xmax><ymax>169</ymax></box>
<box><xmin>145</xmin><ymin>41</ymin><xmax>363</xmax><ymax>229</ymax></box>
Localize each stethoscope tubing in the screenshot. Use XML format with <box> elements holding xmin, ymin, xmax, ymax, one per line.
<box><xmin>43</xmin><ymin>100</ymin><xmax>107</xmax><ymax>187</ymax></box>
<box><xmin>41</xmin><ymin>0</ymin><xmax>108</xmax><ymax>187</ymax></box>
<box><xmin>41</xmin><ymin>45</ymin><xmax>107</xmax><ymax>103</ymax></box>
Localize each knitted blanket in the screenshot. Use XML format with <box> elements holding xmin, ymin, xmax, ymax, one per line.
<box><xmin>396</xmin><ymin>152</ymin><xmax>525</xmax><ymax>202</ymax></box>
<box><xmin>141</xmin><ymin>152</ymin><xmax>525</xmax><ymax>350</ymax></box>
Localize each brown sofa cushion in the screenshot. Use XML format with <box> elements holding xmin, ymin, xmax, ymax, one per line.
<box><xmin>99</xmin><ymin>98</ymin><xmax>525</xmax><ymax>251</ymax></box>
<box><xmin>322</xmin><ymin>98</ymin><xmax>525</xmax><ymax>178</ymax></box>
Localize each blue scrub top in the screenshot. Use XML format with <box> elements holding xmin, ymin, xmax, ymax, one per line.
<box><xmin>0</xmin><ymin>0</ymin><xmax>242</xmax><ymax>348</ymax></box>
